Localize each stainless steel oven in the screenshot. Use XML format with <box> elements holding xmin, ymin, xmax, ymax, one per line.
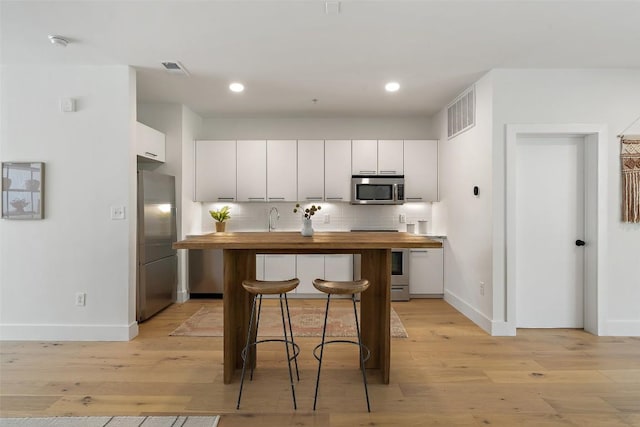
<box><xmin>352</xmin><ymin>229</ymin><xmax>410</xmax><ymax>301</ymax></box>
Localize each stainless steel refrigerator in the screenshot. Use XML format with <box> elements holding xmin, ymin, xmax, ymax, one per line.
<box><xmin>137</xmin><ymin>170</ymin><xmax>177</xmax><ymax>322</ymax></box>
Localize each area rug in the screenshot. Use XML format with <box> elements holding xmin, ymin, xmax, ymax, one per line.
<box><xmin>0</xmin><ymin>416</ymin><xmax>219</xmax><ymax>427</ymax></box>
<box><xmin>170</xmin><ymin>305</ymin><xmax>408</xmax><ymax>338</ymax></box>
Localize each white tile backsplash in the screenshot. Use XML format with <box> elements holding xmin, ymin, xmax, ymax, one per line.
<box><xmin>198</xmin><ymin>201</ymin><xmax>433</xmax><ymax>234</ymax></box>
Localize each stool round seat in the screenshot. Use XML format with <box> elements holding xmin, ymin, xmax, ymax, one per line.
<box><xmin>312</xmin><ymin>278</ymin><xmax>369</xmax><ymax>295</ymax></box>
<box><xmin>242</xmin><ymin>278</ymin><xmax>300</xmax><ymax>295</ymax></box>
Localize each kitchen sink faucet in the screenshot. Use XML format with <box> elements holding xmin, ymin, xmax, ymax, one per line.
<box><xmin>268</xmin><ymin>206</ymin><xmax>280</xmax><ymax>231</ymax></box>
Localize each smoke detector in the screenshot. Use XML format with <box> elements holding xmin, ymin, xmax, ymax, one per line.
<box><xmin>161</xmin><ymin>61</ymin><xmax>190</xmax><ymax>76</ymax></box>
<box><xmin>48</xmin><ymin>35</ymin><xmax>69</xmax><ymax>47</ymax></box>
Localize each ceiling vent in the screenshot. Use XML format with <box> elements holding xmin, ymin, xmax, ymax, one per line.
<box><xmin>161</xmin><ymin>61</ymin><xmax>190</xmax><ymax>76</ymax></box>
<box><xmin>447</xmin><ymin>85</ymin><xmax>475</xmax><ymax>139</ymax></box>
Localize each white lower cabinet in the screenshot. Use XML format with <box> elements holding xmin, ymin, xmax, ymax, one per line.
<box><xmin>324</xmin><ymin>254</ymin><xmax>353</xmax><ymax>281</ymax></box>
<box><xmin>409</xmin><ymin>248</ymin><xmax>444</xmax><ymax>296</ymax></box>
<box><xmin>296</xmin><ymin>255</ymin><xmax>325</xmax><ymax>294</ymax></box>
<box><xmin>264</xmin><ymin>255</ymin><xmax>297</xmax><ymax>281</ymax></box>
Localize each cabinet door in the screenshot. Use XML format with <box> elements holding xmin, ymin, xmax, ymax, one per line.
<box><xmin>194</xmin><ymin>140</ymin><xmax>236</xmax><ymax>202</ymax></box>
<box><xmin>409</xmin><ymin>248</ymin><xmax>444</xmax><ymax>295</ymax></box>
<box><xmin>256</xmin><ymin>255</ymin><xmax>265</xmax><ymax>280</ymax></box>
<box><xmin>352</xmin><ymin>140</ymin><xmax>378</xmax><ymax>175</ymax></box>
<box><xmin>296</xmin><ymin>255</ymin><xmax>325</xmax><ymax>294</ymax></box>
<box><xmin>324</xmin><ymin>254</ymin><xmax>353</xmax><ymax>281</ymax></box>
<box><xmin>324</xmin><ymin>140</ymin><xmax>352</xmax><ymax>202</ymax></box>
<box><xmin>298</xmin><ymin>140</ymin><xmax>324</xmax><ymax>202</ymax></box>
<box><xmin>378</xmin><ymin>140</ymin><xmax>403</xmax><ymax>175</ymax></box>
<box><xmin>237</xmin><ymin>140</ymin><xmax>266</xmax><ymax>202</ymax></box>
<box><xmin>136</xmin><ymin>122</ymin><xmax>166</xmax><ymax>162</ymax></box>
<box><xmin>404</xmin><ymin>140</ymin><xmax>438</xmax><ymax>202</ymax></box>
<box><xmin>264</xmin><ymin>255</ymin><xmax>297</xmax><ymax>281</ymax></box>
<box><xmin>267</xmin><ymin>140</ymin><xmax>297</xmax><ymax>202</ymax></box>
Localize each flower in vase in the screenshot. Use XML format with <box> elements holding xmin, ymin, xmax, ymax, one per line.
<box><xmin>293</xmin><ymin>203</ymin><xmax>321</xmax><ymax>219</ymax></box>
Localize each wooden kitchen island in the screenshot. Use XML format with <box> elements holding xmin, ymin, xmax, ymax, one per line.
<box><xmin>173</xmin><ymin>231</ymin><xmax>442</xmax><ymax>384</ymax></box>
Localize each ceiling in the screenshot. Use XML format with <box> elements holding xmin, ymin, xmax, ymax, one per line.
<box><xmin>2</xmin><ymin>1</ymin><xmax>639</xmax><ymax>118</ymax></box>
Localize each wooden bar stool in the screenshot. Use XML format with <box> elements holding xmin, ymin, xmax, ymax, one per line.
<box><xmin>312</xmin><ymin>278</ymin><xmax>371</xmax><ymax>412</ymax></box>
<box><xmin>236</xmin><ymin>278</ymin><xmax>301</xmax><ymax>410</ymax></box>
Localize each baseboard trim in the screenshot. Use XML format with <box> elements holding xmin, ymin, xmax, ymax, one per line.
<box><xmin>444</xmin><ymin>290</ymin><xmax>492</xmax><ymax>334</ymax></box>
<box><xmin>604</xmin><ymin>320</ymin><xmax>640</xmax><ymax>336</ymax></box>
<box><xmin>0</xmin><ymin>322</ymin><xmax>139</xmax><ymax>341</ymax></box>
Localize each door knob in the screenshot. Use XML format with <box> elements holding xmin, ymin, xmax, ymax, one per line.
<box><xmin>575</xmin><ymin>240</ymin><xmax>586</xmax><ymax>246</ymax></box>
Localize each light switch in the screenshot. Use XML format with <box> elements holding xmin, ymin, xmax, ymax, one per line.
<box><xmin>60</xmin><ymin>97</ymin><xmax>76</xmax><ymax>113</ymax></box>
<box><xmin>111</xmin><ymin>206</ymin><xmax>125</xmax><ymax>220</ymax></box>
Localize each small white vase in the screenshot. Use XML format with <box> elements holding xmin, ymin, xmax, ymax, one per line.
<box><xmin>301</xmin><ymin>218</ymin><xmax>314</xmax><ymax>237</ymax></box>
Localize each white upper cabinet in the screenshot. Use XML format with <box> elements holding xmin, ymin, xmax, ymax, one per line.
<box><xmin>352</xmin><ymin>139</ymin><xmax>403</xmax><ymax>175</ymax></box>
<box><xmin>351</xmin><ymin>140</ymin><xmax>378</xmax><ymax>175</ymax></box>
<box><xmin>136</xmin><ymin>122</ymin><xmax>165</xmax><ymax>162</ymax></box>
<box><xmin>324</xmin><ymin>140</ymin><xmax>352</xmax><ymax>202</ymax></box>
<box><xmin>194</xmin><ymin>140</ymin><xmax>236</xmax><ymax>202</ymax></box>
<box><xmin>237</xmin><ymin>140</ymin><xmax>266</xmax><ymax>202</ymax></box>
<box><xmin>378</xmin><ymin>140</ymin><xmax>404</xmax><ymax>175</ymax></box>
<box><xmin>404</xmin><ymin>140</ymin><xmax>438</xmax><ymax>202</ymax></box>
<box><xmin>297</xmin><ymin>140</ymin><xmax>324</xmax><ymax>202</ymax></box>
<box><xmin>267</xmin><ymin>140</ymin><xmax>297</xmax><ymax>202</ymax></box>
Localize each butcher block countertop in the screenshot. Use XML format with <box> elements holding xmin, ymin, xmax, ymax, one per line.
<box><xmin>173</xmin><ymin>231</ymin><xmax>443</xmax><ymax>251</ymax></box>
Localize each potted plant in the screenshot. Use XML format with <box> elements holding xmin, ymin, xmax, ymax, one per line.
<box><xmin>209</xmin><ymin>205</ymin><xmax>231</xmax><ymax>232</ymax></box>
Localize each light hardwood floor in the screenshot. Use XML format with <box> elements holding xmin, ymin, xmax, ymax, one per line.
<box><xmin>1</xmin><ymin>299</ymin><xmax>639</xmax><ymax>426</ymax></box>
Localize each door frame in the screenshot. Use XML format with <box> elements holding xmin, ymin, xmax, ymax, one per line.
<box><xmin>505</xmin><ymin>124</ymin><xmax>608</xmax><ymax>335</ymax></box>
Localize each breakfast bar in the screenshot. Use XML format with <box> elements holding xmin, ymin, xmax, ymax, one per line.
<box><xmin>173</xmin><ymin>231</ymin><xmax>442</xmax><ymax>384</ymax></box>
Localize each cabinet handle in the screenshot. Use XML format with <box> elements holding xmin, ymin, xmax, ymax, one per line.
<box><xmin>379</xmin><ymin>170</ymin><xmax>396</xmax><ymax>174</ymax></box>
<box><xmin>144</xmin><ymin>152</ymin><xmax>157</xmax><ymax>157</ymax></box>
<box><xmin>406</xmin><ymin>197</ymin><xmax>423</xmax><ymax>201</ymax></box>
<box><xmin>306</xmin><ymin>197</ymin><xmax>322</xmax><ymax>200</ymax></box>
<box><xmin>411</xmin><ymin>250</ymin><xmax>428</xmax><ymax>253</ymax></box>
<box><xmin>248</xmin><ymin>197</ymin><xmax>265</xmax><ymax>201</ymax></box>
<box><xmin>326</xmin><ymin>197</ymin><xmax>343</xmax><ymax>200</ymax></box>
<box><xmin>359</xmin><ymin>170</ymin><xmax>376</xmax><ymax>174</ymax></box>
<box><xmin>218</xmin><ymin>197</ymin><xmax>235</xmax><ymax>201</ymax></box>
<box><xmin>268</xmin><ymin>197</ymin><xmax>285</xmax><ymax>200</ymax></box>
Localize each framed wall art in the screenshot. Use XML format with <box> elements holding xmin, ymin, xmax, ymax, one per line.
<box><xmin>2</xmin><ymin>162</ymin><xmax>45</xmax><ymax>220</ymax></box>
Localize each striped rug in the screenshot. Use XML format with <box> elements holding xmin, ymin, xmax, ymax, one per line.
<box><xmin>0</xmin><ymin>416</ymin><xmax>219</xmax><ymax>427</ymax></box>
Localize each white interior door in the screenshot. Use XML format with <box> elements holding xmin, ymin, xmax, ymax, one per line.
<box><xmin>515</xmin><ymin>136</ymin><xmax>585</xmax><ymax>328</ymax></box>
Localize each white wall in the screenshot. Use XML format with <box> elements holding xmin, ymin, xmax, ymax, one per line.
<box><xmin>491</xmin><ymin>69</ymin><xmax>640</xmax><ymax>336</ymax></box>
<box><xmin>432</xmin><ymin>73</ymin><xmax>495</xmax><ymax>330</ymax></box>
<box><xmin>435</xmin><ymin>69</ymin><xmax>640</xmax><ymax>336</ymax></box>
<box><xmin>0</xmin><ymin>65</ymin><xmax>137</xmax><ymax>340</ymax></box>
<box><xmin>200</xmin><ymin>116</ymin><xmax>435</xmax><ymax>140</ymax></box>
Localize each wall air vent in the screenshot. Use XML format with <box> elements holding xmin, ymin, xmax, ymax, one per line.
<box><xmin>447</xmin><ymin>85</ymin><xmax>475</xmax><ymax>139</ymax></box>
<box><xmin>161</xmin><ymin>61</ymin><xmax>190</xmax><ymax>76</ymax></box>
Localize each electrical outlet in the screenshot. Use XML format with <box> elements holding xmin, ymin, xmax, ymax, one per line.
<box><xmin>399</xmin><ymin>214</ymin><xmax>406</xmax><ymax>223</ymax></box>
<box><xmin>111</xmin><ymin>206</ymin><xmax>125</xmax><ymax>220</ymax></box>
<box><xmin>75</xmin><ymin>292</ymin><xmax>86</xmax><ymax>306</ymax></box>
<box><xmin>324</xmin><ymin>214</ymin><xmax>330</xmax><ymax>224</ymax></box>
<box><xmin>479</xmin><ymin>282</ymin><xmax>485</xmax><ymax>296</ymax></box>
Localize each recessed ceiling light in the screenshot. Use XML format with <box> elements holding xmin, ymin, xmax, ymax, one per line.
<box><xmin>229</xmin><ymin>82</ymin><xmax>244</xmax><ymax>93</ymax></box>
<box><xmin>48</xmin><ymin>35</ymin><xmax>69</xmax><ymax>47</ymax></box>
<box><xmin>385</xmin><ymin>82</ymin><xmax>400</xmax><ymax>92</ymax></box>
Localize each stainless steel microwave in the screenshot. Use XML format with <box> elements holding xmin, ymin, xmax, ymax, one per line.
<box><xmin>351</xmin><ymin>175</ymin><xmax>405</xmax><ymax>205</ymax></box>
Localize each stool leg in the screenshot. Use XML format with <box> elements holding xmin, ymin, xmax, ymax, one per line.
<box><xmin>352</xmin><ymin>294</ymin><xmax>371</xmax><ymax>412</ymax></box>
<box><xmin>250</xmin><ymin>294</ymin><xmax>264</xmax><ymax>381</ymax></box>
<box><xmin>237</xmin><ymin>294</ymin><xmax>258</xmax><ymax>410</ymax></box>
<box><xmin>279</xmin><ymin>293</ymin><xmax>297</xmax><ymax>409</ymax></box>
<box><xmin>313</xmin><ymin>294</ymin><xmax>331</xmax><ymax>411</ymax></box>
<box><xmin>284</xmin><ymin>293</ymin><xmax>300</xmax><ymax>381</ymax></box>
